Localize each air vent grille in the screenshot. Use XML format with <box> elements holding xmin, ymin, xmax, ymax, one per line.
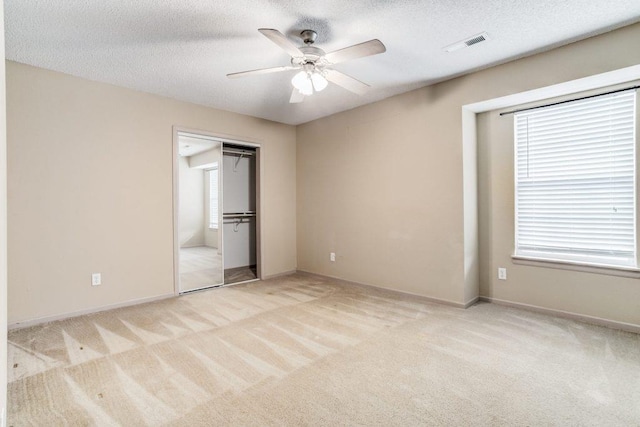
<box><xmin>465</xmin><ymin>35</ymin><xmax>486</xmax><ymax>46</ymax></box>
<box><xmin>444</xmin><ymin>32</ymin><xmax>490</xmax><ymax>52</ymax></box>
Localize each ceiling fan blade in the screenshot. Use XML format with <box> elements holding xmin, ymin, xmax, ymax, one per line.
<box><xmin>325</xmin><ymin>69</ymin><xmax>371</xmax><ymax>95</ymax></box>
<box><xmin>324</xmin><ymin>39</ymin><xmax>386</xmax><ymax>65</ymax></box>
<box><xmin>289</xmin><ymin>88</ymin><xmax>305</xmax><ymax>103</ymax></box>
<box><xmin>258</xmin><ymin>28</ymin><xmax>304</xmax><ymax>58</ymax></box>
<box><xmin>227</xmin><ymin>65</ymin><xmax>297</xmax><ymax>79</ymax></box>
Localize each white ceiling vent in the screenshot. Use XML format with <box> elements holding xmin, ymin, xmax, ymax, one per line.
<box><xmin>444</xmin><ymin>32</ymin><xmax>490</xmax><ymax>53</ymax></box>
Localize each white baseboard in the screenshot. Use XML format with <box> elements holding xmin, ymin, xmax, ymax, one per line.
<box><xmin>464</xmin><ymin>296</ymin><xmax>480</xmax><ymax>309</ymax></box>
<box><xmin>9</xmin><ymin>269</ymin><xmax>298</xmax><ymax>330</ymax></box>
<box><xmin>479</xmin><ymin>296</ymin><xmax>640</xmax><ymax>334</ymax></box>
<box><xmin>8</xmin><ymin>293</ymin><xmax>175</xmax><ymax>330</ymax></box>
<box><xmin>262</xmin><ymin>270</ymin><xmax>297</xmax><ymax>280</ymax></box>
<box><xmin>296</xmin><ymin>270</ymin><xmax>471</xmax><ymax>309</ymax></box>
<box><xmin>293</xmin><ymin>271</ymin><xmax>638</xmax><ymax>333</ymax></box>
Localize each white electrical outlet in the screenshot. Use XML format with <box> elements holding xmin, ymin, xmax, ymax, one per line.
<box><xmin>92</xmin><ymin>273</ymin><xmax>102</xmax><ymax>286</ymax></box>
<box><xmin>330</xmin><ymin>252</ymin><xmax>336</xmax><ymax>262</ymax></box>
<box><xmin>498</xmin><ymin>267</ymin><xmax>507</xmax><ymax>280</ymax></box>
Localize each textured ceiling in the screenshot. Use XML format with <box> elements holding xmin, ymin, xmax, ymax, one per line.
<box><xmin>6</xmin><ymin>1</ymin><xmax>640</xmax><ymax>125</ymax></box>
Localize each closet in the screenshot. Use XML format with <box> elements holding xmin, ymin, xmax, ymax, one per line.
<box><xmin>175</xmin><ymin>130</ymin><xmax>260</xmax><ymax>294</ymax></box>
<box><xmin>222</xmin><ymin>144</ymin><xmax>258</xmax><ymax>284</ymax></box>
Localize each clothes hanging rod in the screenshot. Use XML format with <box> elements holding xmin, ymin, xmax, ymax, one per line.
<box><xmin>499</xmin><ymin>85</ymin><xmax>640</xmax><ymax>116</ymax></box>
<box><xmin>223</xmin><ymin>213</ymin><xmax>256</xmax><ymax>218</ymax></box>
<box><xmin>223</xmin><ymin>218</ymin><xmax>254</xmax><ymax>223</ymax></box>
<box><xmin>223</xmin><ymin>148</ymin><xmax>255</xmax><ymax>156</ymax></box>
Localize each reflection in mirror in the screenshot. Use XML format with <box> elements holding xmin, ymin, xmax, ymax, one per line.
<box><xmin>177</xmin><ymin>133</ymin><xmax>223</xmax><ymax>292</ymax></box>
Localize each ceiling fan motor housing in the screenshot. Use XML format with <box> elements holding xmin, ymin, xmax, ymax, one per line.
<box><xmin>300</xmin><ymin>29</ymin><xmax>317</xmax><ymax>45</ymax></box>
<box><xmin>290</xmin><ymin>30</ymin><xmax>326</xmax><ymax>66</ymax></box>
<box><xmin>292</xmin><ymin>46</ymin><xmax>326</xmax><ymax>65</ymax></box>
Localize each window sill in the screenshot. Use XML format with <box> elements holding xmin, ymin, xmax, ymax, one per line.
<box><xmin>511</xmin><ymin>255</ymin><xmax>640</xmax><ymax>278</ymax></box>
<box><xmin>208</xmin><ymin>226</ymin><xmax>218</xmax><ymax>230</ymax></box>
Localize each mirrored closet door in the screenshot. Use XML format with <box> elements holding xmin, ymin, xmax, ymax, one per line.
<box><xmin>177</xmin><ymin>132</ymin><xmax>223</xmax><ymax>292</ymax></box>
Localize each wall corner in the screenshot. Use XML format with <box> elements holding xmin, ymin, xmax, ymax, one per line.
<box><xmin>462</xmin><ymin>108</ymin><xmax>479</xmax><ymax>304</ymax></box>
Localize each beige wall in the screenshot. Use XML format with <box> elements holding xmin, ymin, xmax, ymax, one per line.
<box><xmin>7</xmin><ymin>61</ymin><xmax>297</xmax><ymax>325</ymax></box>
<box><xmin>204</xmin><ymin>168</ymin><xmax>219</xmax><ymax>249</ymax></box>
<box><xmin>199</xmin><ymin>149</ymin><xmax>220</xmax><ymax>249</ymax></box>
<box><xmin>188</xmin><ymin>147</ymin><xmax>219</xmax><ymax>168</ymax></box>
<box><xmin>0</xmin><ymin>0</ymin><xmax>7</xmax><ymax>421</ymax></box>
<box><xmin>187</xmin><ymin>145</ymin><xmax>220</xmax><ymax>249</ymax></box>
<box><xmin>7</xmin><ymin>23</ymin><xmax>640</xmax><ymax>329</ymax></box>
<box><xmin>297</xmin><ymin>89</ymin><xmax>468</xmax><ymax>304</ymax></box>
<box><xmin>178</xmin><ymin>156</ymin><xmax>205</xmax><ymax>248</ymax></box>
<box><xmin>477</xmin><ymin>83</ymin><xmax>640</xmax><ymax>326</ymax></box>
<box><xmin>297</xmin><ymin>22</ymin><xmax>640</xmax><ymax>320</ymax></box>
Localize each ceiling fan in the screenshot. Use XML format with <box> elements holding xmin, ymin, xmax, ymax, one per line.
<box><xmin>227</xmin><ymin>28</ymin><xmax>386</xmax><ymax>103</ymax></box>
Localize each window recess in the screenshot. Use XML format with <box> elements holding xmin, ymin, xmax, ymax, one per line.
<box><xmin>513</xmin><ymin>89</ymin><xmax>637</xmax><ymax>268</ymax></box>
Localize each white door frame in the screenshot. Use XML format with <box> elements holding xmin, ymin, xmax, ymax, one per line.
<box><xmin>172</xmin><ymin>126</ymin><xmax>263</xmax><ymax>295</ymax></box>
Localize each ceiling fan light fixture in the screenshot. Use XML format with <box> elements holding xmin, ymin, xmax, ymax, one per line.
<box><xmin>291</xmin><ymin>70</ymin><xmax>327</xmax><ymax>96</ymax></box>
<box><xmin>299</xmin><ymin>85</ymin><xmax>313</xmax><ymax>96</ymax></box>
<box><xmin>311</xmin><ymin>72</ymin><xmax>328</xmax><ymax>92</ymax></box>
<box><xmin>232</xmin><ymin>28</ymin><xmax>386</xmax><ymax>103</ymax></box>
<box><xmin>291</xmin><ymin>70</ymin><xmax>313</xmax><ymax>94</ymax></box>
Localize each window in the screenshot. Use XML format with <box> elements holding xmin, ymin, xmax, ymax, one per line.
<box><xmin>208</xmin><ymin>165</ymin><xmax>219</xmax><ymax>229</ymax></box>
<box><xmin>514</xmin><ymin>90</ymin><xmax>637</xmax><ymax>268</ymax></box>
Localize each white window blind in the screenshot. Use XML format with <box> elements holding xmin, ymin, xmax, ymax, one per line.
<box><xmin>514</xmin><ymin>90</ymin><xmax>637</xmax><ymax>267</ymax></box>
<box><xmin>208</xmin><ymin>166</ymin><xmax>219</xmax><ymax>229</ymax></box>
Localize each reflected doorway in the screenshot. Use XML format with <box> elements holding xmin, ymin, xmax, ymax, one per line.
<box><xmin>177</xmin><ymin>132</ymin><xmax>223</xmax><ymax>292</ymax></box>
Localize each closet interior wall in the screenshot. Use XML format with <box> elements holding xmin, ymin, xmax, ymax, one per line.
<box><xmin>223</xmin><ymin>145</ymin><xmax>258</xmax><ymax>284</ymax></box>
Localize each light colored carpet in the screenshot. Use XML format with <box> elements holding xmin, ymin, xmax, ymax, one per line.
<box><xmin>7</xmin><ymin>273</ymin><xmax>640</xmax><ymax>426</ymax></box>
<box><xmin>180</xmin><ymin>246</ymin><xmax>222</xmax><ymax>291</ymax></box>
